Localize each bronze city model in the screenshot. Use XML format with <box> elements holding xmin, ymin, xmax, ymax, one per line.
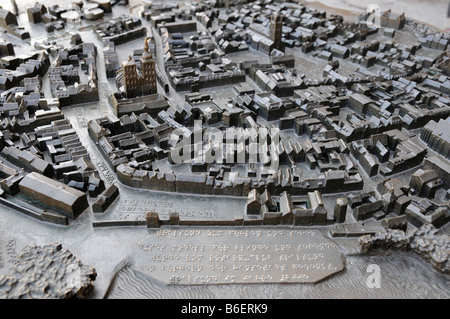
<box><xmin>0</xmin><ymin>0</ymin><xmax>448</xmax><ymax>299</ymax></box>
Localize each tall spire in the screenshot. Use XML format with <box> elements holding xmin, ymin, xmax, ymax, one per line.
<box><xmin>270</xmin><ymin>12</ymin><xmax>283</xmax><ymax>51</ymax></box>
<box><xmin>142</xmin><ymin>37</ymin><xmax>153</xmax><ymax>59</ymax></box>
<box><xmin>144</xmin><ymin>37</ymin><xmax>149</xmax><ymax>52</ymax></box>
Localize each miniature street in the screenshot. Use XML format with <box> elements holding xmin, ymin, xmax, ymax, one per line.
<box><xmin>0</xmin><ymin>0</ymin><xmax>448</xmax><ymax>299</ymax></box>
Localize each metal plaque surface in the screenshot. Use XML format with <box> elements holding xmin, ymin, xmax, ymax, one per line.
<box><xmin>134</xmin><ymin>228</ymin><xmax>344</xmax><ymax>285</ymax></box>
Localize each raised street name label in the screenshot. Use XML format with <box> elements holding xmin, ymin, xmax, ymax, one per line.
<box><xmin>134</xmin><ymin>228</ymin><xmax>344</xmax><ymax>284</ymax></box>
<box><xmin>119</xmin><ymin>198</ymin><xmax>214</xmax><ymax>218</ymax></box>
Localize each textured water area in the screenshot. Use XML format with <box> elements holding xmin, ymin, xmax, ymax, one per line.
<box><xmin>105</xmin><ymin>252</ymin><xmax>450</xmax><ymax>299</ymax></box>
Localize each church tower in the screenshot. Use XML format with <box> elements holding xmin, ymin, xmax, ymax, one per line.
<box><xmin>122</xmin><ymin>55</ymin><xmax>140</xmax><ymax>98</ymax></box>
<box><xmin>140</xmin><ymin>37</ymin><xmax>157</xmax><ymax>95</ymax></box>
<box><xmin>270</xmin><ymin>12</ymin><xmax>283</xmax><ymax>51</ymax></box>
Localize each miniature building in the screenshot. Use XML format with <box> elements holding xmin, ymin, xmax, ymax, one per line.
<box><xmin>350</xmin><ymin>192</ymin><xmax>384</xmax><ymax>221</ymax></box>
<box><xmin>2</xmin><ymin>146</ymin><xmax>53</xmax><ymax>177</ymax></box>
<box><xmin>334</xmin><ymin>198</ymin><xmax>347</xmax><ymax>223</ymax></box>
<box><xmin>410</xmin><ymin>169</ymin><xmax>442</xmax><ymax>199</ymax></box>
<box><xmin>421</xmin><ymin>118</ymin><xmax>450</xmax><ymax>159</ymax></box>
<box><xmin>246</xmin><ymin>12</ymin><xmax>288</xmax><ymax>55</ymax></box>
<box><xmin>19</xmin><ymin>172</ymin><xmax>89</xmax><ymax>219</ymax></box>
<box><xmin>0</xmin><ymin>41</ymin><xmax>14</xmax><ymax>57</ymax></box>
<box><xmin>116</xmin><ymin>38</ymin><xmax>157</xmax><ymax>98</ymax></box>
<box><xmin>380</xmin><ymin>10</ymin><xmax>405</xmax><ymax>30</ymax></box>
<box><xmin>92</xmin><ymin>184</ymin><xmax>120</xmax><ymax>213</ymax></box>
<box><xmin>246</xmin><ymin>189</ymin><xmax>261</xmax><ymax>215</ymax></box>
<box><xmin>27</xmin><ymin>3</ymin><xmax>48</xmax><ymax>24</ymax></box>
<box><xmin>94</xmin><ymin>14</ymin><xmax>146</xmax><ymax>45</ymax></box>
<box><xmin>0</xmin><ymin>7</ymin><xmax>17</xmax><ymax>26</ymax></box>
<box><xmin>0</xmin><ymin>7</ymin><xmax>30</xmax><ymax>39</ymax></box>
<box><xmin>270</xmin><ymin>12</ymin><xmax>284</xmax><ymax>51</ymax></box>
